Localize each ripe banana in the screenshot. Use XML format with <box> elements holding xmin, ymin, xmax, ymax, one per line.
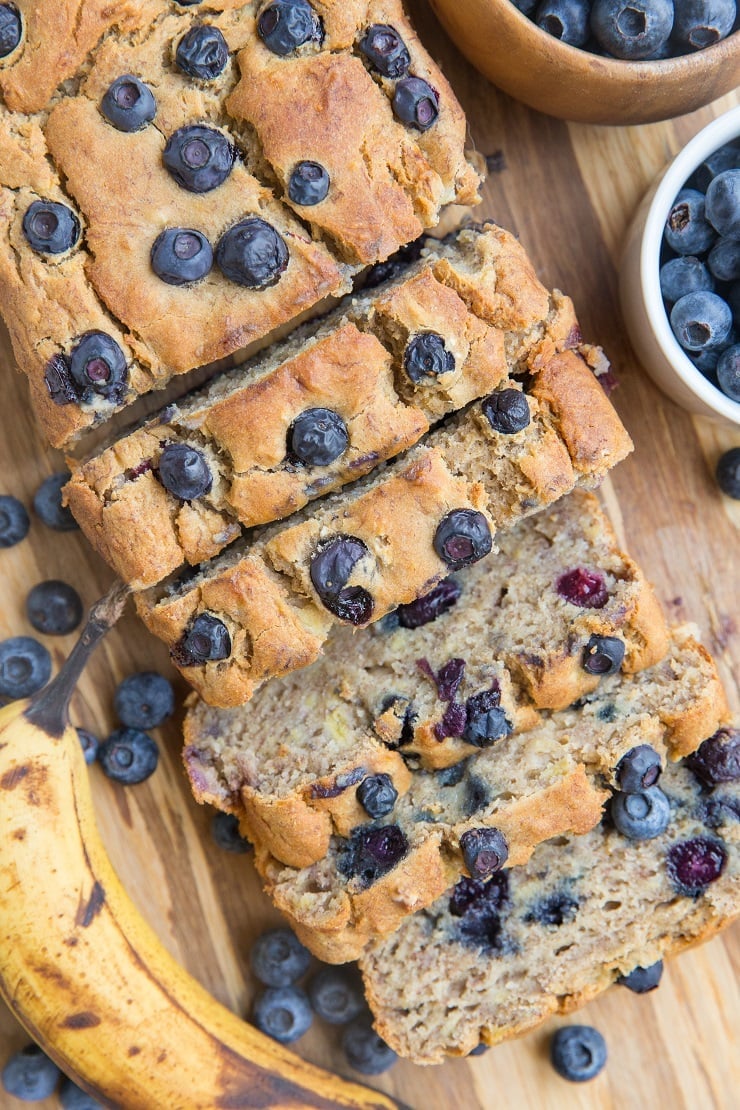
<box><xmin>0</xmin><ymin>585</ymin><xmax>403</xmax><ymax>1110</ymax></box>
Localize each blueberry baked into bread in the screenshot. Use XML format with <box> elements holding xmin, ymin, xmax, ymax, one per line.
<box><xmin>0</xmin><ymin>0</ymin><xmax>479</xmax><ymax>447</ymax></box>
<box><xmin>359</xmin><ymin>734</ymin><xmax>740</xmax><ymax>1062</ymax></box>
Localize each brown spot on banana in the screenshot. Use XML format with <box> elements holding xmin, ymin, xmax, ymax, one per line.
<box><xmin>60</xmin><ymin>1012</ymin><xmax>102</xmax><ymax>1029</ymax></box>
<box><xmin>1</xmin><ymin>764</ymin><xmax>29</xmax><ymax>789</ymax></box>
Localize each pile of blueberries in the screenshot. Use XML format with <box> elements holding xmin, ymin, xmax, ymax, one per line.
<box><xmin>512</xmin><ymin>0</ymin><xmax>738</xmax><ymax>59</ymax></box>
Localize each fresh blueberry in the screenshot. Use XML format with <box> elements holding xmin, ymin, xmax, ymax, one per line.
<box><xmin>525</xmin><ymin>891</ymin><xmax>579</xmax><ymax>926</ymax></box>
<box><xmin>158</xmin><ymin>442</ymin><xmax>213</xmax><ymax>500</ymax></box>
<box><xmin>582</xmin><ymin>634</ymin><xmax>625</xmax><ymax>675</ymax></box>
<box><xmin>151</xmin><ymin>227</ymin><xmax>213</xmax><ymax>286</ymax></box>
<box><xmin>289</xmin><ymin>408</ymin><xmax>348</xmax><ymax>467</ymax></box>
<box><xmin>671</xmin><ymin>291</ymin><xmax>733</xmax><ymax>352</ymax></box>
<box><xmin>114</xmin><ymin>671</ymin><xmax>175</xmax><ymax>730</ymax></box>
<box><xmin>481</xmin><ymin>389</ymin><xmax>531</xmax><ymax>434</ymax></box>
<box><xmin>1</xmin><ymin>1044</ymin><xmax>60</xmax><ymax>1101</ymax></box>
<box><xmin>434</xmin><ymin>509</ymin><xmax>493</xmax><ymax>569</ymax></box>
<box><xmin>310</xmin><ymin>535</ymin><xmax>373</xmax><ymax>624</ymax></box>
<box><xmin>287</xmin><ymin>161</ymin><xmax>330</xmax><ymax>206</ymax></box>
<box><xmin>392</xmin><ymin>78</ymin><xmax>439</xmax><ymax>131</ymax></box>
<box><xmin>689</xmin><ymin>346</ymin><xmax>722</xmax><ymax>375</ymax></box>
<box><xmin>672</xmin><ymin>0</ymin><xmax>737</xmax><ymax>50</ymax></box>
<box><xmin>359</xmin><ymin>24</ymin><xmax>411</xmax><ymax>78</ymax></box>
<box><xmin>617</xmin><ymin>960</ymin><xmax>663</xmax><ymax>993</ymax></box>
<box><xmin>98</xmin><ymin>727</ymin><xmax>159</xmax><ymax>785</ymax></box>
<box><xmin>512</xmin><ymin>0</ymin><xmax>539</xmax><ymax>13</ymax></box>
<box><xmin>610</xmin><ymin>786</ymin><xmax>671</xmax><ymax>839</ymax></box>
<box><xmin>337</xmin><ymin>825</ymin><xmax>409</xmax><ymax>888</ymax></box>
<box><xmin>0</xmin><ymin>4</ymin><xmax>22</xmax><ymax>58</ymax></box>
<box><xmin>77</xmin><ymin>727</ymin><xmax>100</xmax><ymax>765</ymax></box>
<box><xmin>0</xmin><ymin>637</ymin><xmax>51</xmax><ymax>698</ymax></box>
<box><xmin>590</xmin><ymin>0</ymin><xmax>673</xmax><ymax>58</ymax></box>
<box><xmin>688</xmin><ymin>143</ymin><xmax>740</xmax><ymax>192</ymax></box>
<box><xmin>68</xmin><ymin>331</ymin><xmax>128</xmax><ymax>404</ymax></box>
<box><xmin>26</xmin><ymin>580</ymin><xmax>83</xmax><ymax>636</ymax></box>
<box><xmin>403</xmin><ymin>332</ymin><xmax>455</xmax><ymax>383</ymax></box>
<box><xmin>659</xmin><ymin>256</ymin><xmax>714</xmax><ymax>305</ymax></box>
<box><xmin>101</xmin><ymin>75</ymin><xmax>156</xmax><ymax>132</ymax></box>
<box><xmin>463</xmin><ymin>688</ymin><xmax>511</xmax><ymax>748</ymax></box>
<box><xmin>615</xmin><ymin>744</ymin><xmax>662</xmax><ymax>792</ymax></box>
<box><xmin>535</xmin><ymin>0</ymin><xmax>590</xmax><ymax>46</ymax></box>
<box><xmin>216</xmin><ymin>217</ymin><xmax>289</xmax><ymax>288</ymax></box>
<box><xmin>550</xmin><ymin>1025</ymin><xmax>607</xmax><ymax>1082</ymax></box>
<box><xmin>22</xmin><ymin>200</ymin><xmax>81</xmax><ymax>256</ymax></box>
<box><xmin>666</xmin><ymin>836</ymin><xmax>727</xmax><ymax>895</ymax></box>
<box><xmin>176</xmin><ymin>24</ymin><xmax>229</xmax><ymax>80</ymax></box>
<box><xmin>211</xmin><ymin>811</ymin><xmax>252</xmax><ymax>853</ymax></box>
<box><xmin>357</xmin><ymin>773</ymin><xmax>398</xmax><ymax>819</ymax></box>
<box><xmin>33</xmin><ymin>472</ymin><xmax>78</xmax><ymax>532</ymax></box>
<box><xmin>342</xmin><ymin>1017</ymin><xmax>397</xmax><ymax>1075</ymax></box>
<box><xmin>59</xmin><ymin>1078</ymin><xmax>104</xmax><ymax>1109</ymax></box>
<box><xmin>307</xmin><ymin>966</ymin><xmax>365</xmax><ymax>1024</ymax></box>
<box><xmin>251</xmin><ymin>927</ymin><xmax>311</xmax><ymax>987</ymax></box>
<box><xmin>176</xmin><ymin>613</ymin><xmax>232</xmax><ymax>665</ymax></box>
<box><xmin>555</xmin><ymin>567</ymin><xmax>608</xmax><ymax>608</ymax></box>
<box><xmin>396</xmin><ymin>577</ymin><xmax>461</xmax><ymax>629</ymax></box>
<box><xmin>253</xmin><ymin>986</ymin><xmax>312</xmax><ymax>1043</ymax></box>
<box><xmin>708</xmin><ymin>238</ymin><xmax>740</xmax><ymax>282</ymax></box>
<box><xmin>716</xmin><ymin>344</ymin><xmax>740</xmax><ymax>401</ymax></box>
<box><xmin>163</xmin><ymin>125</ymin><xmax>234</xmax><ymax>193</ymax></box>
<box><xmin>686</xmin><ymin>727</ymin><xmax>740</xmax><ymax>786</ymax></box>
<box><xmin>257</xmin><ymin>0</ymin><xmax>323</xmax><ymax>56</ymax></box>
<box><xmin>0</xmin><ymin>495</ymin><xmax>29</xmax><ymax>547</ymax></box>
<box><xmin>460</xmin><ymin>827</ymin><xmax>509</xmax><ymax>879</ymax></box>
<box><xmin>705</xmin><ymin>170</ymin><xmax>740</xmax><ymax>239</ymax></box>
<box><xmin>663</xmin><ymin>189</ymin><xmax>717</xmax><ymax>256</ymax></box>
<box><xmin>716</xmin><ymin>447</ymin><xmax>740</xmax><ymax>497</ymax></box>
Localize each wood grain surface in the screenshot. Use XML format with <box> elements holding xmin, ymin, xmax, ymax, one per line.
<box><xmin>0</xmin><ymin>4</ymin><xmax>738</xmax><ymax>1107</ymax></box>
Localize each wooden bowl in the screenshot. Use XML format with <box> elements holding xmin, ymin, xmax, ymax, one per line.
<box><xmin>428</xmin><ymin>0</ymin><xmax>740</xmax><ymax>125</ymax></box>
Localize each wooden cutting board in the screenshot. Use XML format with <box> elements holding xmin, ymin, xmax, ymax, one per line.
<box><xmin>0</xmin><ymin>4</ymin><xmax>738</xmax><ymax>1106</ymax></box>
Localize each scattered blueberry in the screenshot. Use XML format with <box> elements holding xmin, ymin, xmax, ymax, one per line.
<box><xmin>359</xmin><ymin>24</ymin><xmax>411</xmax><ymax>78</ymax></box>
<box><xmin>0</xmin><ymin>3</ymin><xmax>22</xmax><ymax>59</ymax></box>
<box><xmin>590</xmin><ymin>0</ymin><xmax>673</xmax><ymax>59</ymax></box>
<box><xmin>68</xmin><ymin>331</ymin><xmax>128</xmax><ymax>404</ymax></box>
<box><xmin>22</xmin><ymin>200</ymin><xmax>81</xmax><ymax>256</ymax></box>
<box><xmin>664</xmin><ymin>189</ymin><xmax>717</xmax><ymax>256</ymax></box>
<box><xmin>288</xmin><ymin>161</ymin><xmax>330</xmax><ymax>206</ymax></box>
<box><xmin>342</xmin><ymin>1017</ymin><xmax>397</xmax><ymax>1075</ymax></box>
<box><xmin>0</xmin><ymin>636</ymin><xmax>51</xmax><ymax>698</ymax></box>
<box><xmin>151</xmin><ymin>227</ymin><xmax>213</xmax><ymax>286</ymax></box>
<box><xmin>0</xmin><ymin>495</ymin><xmax>29</xmax><ymax>547</ymax></box>
<box><xmin>253</xmin><ymin>986</ymin><xmax>312</xmax><ymax>1043</ymax></box>
<box><xmin>404</xmin><ymin>332</ymin><xmax>455</xmax><ymax>382</ymax></box>
<box><xmin>77</xmin><ymin>727</ymin><xmax>100</xmax><ymax>765</ymax></box>
<box><xmin>717</xmin><ymin>345</ymin><xmax>740</xmax><ymax>402</ymax></box>
<box><xmin>59</xmin><ymin>1078</ymin><xmax>104</xmax><ymax>1109</ymax></box>
<box><xmin>307</xmin><ymin>966</ymin><xmax>366</xmax><ymax>1024</ymax></box>
<box><xmin>257</xmin><ymin>0</ymin><xmax>323</xmax><ymax>56</ymax></box>
<box><xmin>158</xmin><ymin>442</ymin><xmax>213</xmax><ymax>500</ymax></box>
<box><xmin>163</xmin><ymin>125</ymin><xmax>234</xmax><ymax>193</ymax></box>
<box><xmin>98</xmin><ymin>728</ymin><xmax>159</xmax><ymax>785</ymax></box>
<box><xmin>708</xmin><ymin>238</ymin><xmax>740</xmax><ymax>283</ymax></box>
<box><xmin>289</xmin><ymin>408</ymin><xmax>348</xmax><ymax>467</ymax></box>
<box><xmin>550</xmin><ymin>1025</ymin><xmax>607</xmax><ymax>1082</ymax></box>
<box><xmin>460</xmin><ymin>827</ymin><xmax>509</xmax><ymax>879</ymax></box>
<box><xmin>525</xmin><ymin>891</ymin><xmax>579</xmax><ymax>926</ymax></box>
<box><xmin>434</xmin><ymin>509</ymin><xmax>492</xmax><ymax>569</ymax></box>
<box><xmin>176</xmin><ymin>613</ymin><xmax>232</xmax><ymax>665</ymax></box>
<box><xmin>101</xmin><ymin>75</ymin><xmax>156</xmax><ymax>131</ymax></box>
<box><xmin>481</xmin><ymin>389</ymin><xmax>531</xmax><ymax>434</ymax></box>
<box><xmin>716</xmin><ymin>447</ymin><xmax>740</xmax><ymax>498</ymax></box>
<box><xmin>396</xmin><ymin>577</ymin><xmax>461</xmax><ymax>629</ymax></box>
<box><xmin>216</xmin><ymin>217</ymin><xmax>289</xmax><ymax>288</ymax></box>
<box><xmin>555</xmin><ymin>567</ymin><xmax>608</xmax><ymax>608</ymax></box>
<box><xmin>535</xmin><ymin>0</ymin><xmax>590</xmax><ymax>46</ymax></box>
<box><xmin>211</xmin><ymin>811</ymin><xmax>252</xmax><ymax>853</ymax></box>
<box><xmin>659</xmin><ymin>256</ymin><xmax>714</xmax><ymax>305</ymax></box>
<box><xmin>114</xmin><ymin>671</ymin><xmax>175</xmax><ymax>730</ymax></box>
<box><xmin>615</xmin><ymin>744</ymin><xmax>662</xmax><ymax>792</ymax></box>
<box><xmin>610</xmin><ymin>786</ymin><xmax>671</xmax><ymax>839</ymax></box>
<box><xmin>666</xmin><ymin>835</ymin><xmax>727</xmax><ymax>895</ymax></box>
<box><xmin>310</xmin><ymin>535</ymin><xmax>373</xmax><ymax>624</ymax></box>
<box><xmin>582</xmin><ymin>634</ymin><xmax>625</xmax><ymax>675</ymax></box>
<box><xmin>463</xmin><ymin>688</ymin><xmax>511</xmax><ymax>747</ymax></box>
<box><xmin>337</xmin><ymin>824</ymin><xmax>409</xmax><ymax>887</ymax></box>
<box><xmin>175</xmin><ymin>24</ymin><xmax>229</xmax><ymax>81</ymax></box>
<box><xmin>617</xmin><ymin>960</ymin><xmax>663</xmax><ymax>993</ymax></box>
<box><xmin>357</xmin><ymin>773</ymin><xmax>398</xmax><ymax>819</ymax></box>
<box><xmin>33</xmin><ymin>472</ymin><xmax>78</xmax><ymax>532</ymax></box>
<box><xmin>673</xmin><ymin>0</ymin><xmax>737</xmax><ymax>51</ymax></box>
<box><xmin>26</xmin><ymin>579</ymin><xmax>83</xmax><ymax>636</ymax></box>
<box><xmin>251</xmin><ymin>927</ymin><xmax>311</xmax><ymax>987</ymax></box>
<box><xmin>686</xmin><ymin>727</ymin><xmax>740</xmax><ymax>786</ymax></box>
<box><xmin>392</xmin><ymin>78</ymin><xmax>439</xmax><ymax>131</ymax></box>
<box><xmin>1</xmin><ymin>1044</ymin><xmax>61</xmax><ymax>1101</ymax></box>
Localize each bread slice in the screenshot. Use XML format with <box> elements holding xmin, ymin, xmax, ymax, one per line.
<box><xmin>360</xmin><ymin>740</ymin><xmax>740</xmax><ymax>1062</ymax></box>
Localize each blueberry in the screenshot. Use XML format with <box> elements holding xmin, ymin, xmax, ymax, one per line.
<box><xmin>77</xmin><ymin>727</ymin><xmax>100</xmax><ymax>765</ymax></box>
<box><xmin>289</xmin><ymin>408</ymin><xmax>348</xmax><ymax>467</ymax></box>
<box><xmin>708</xmin><ymin>239</ymin><xmax>740</xmax><ymax>282</ymax></box>
<box><xmin>481</xmin><ymin>389</ymin><xmax>531</xmax><ymax>434</ymax></box>
<box><xmin>176</xmin><ymin>613</ymin><xmax>232</xmax><ymax>665</ymax></box>
<box><xmin>359</xmin><ymin>24</ymin><xmax>411</xmax><ymax>78</ymax></box>
<box><xmin>666</xmin><ymin>836</ymin><xmax>727</xmax><ymax>895</ymax></box>
<box><xmin>342</xmin><ymin>1017</ymin><xmax>397</xmax><ymax>1075</ymax></box>
<box><xmin>404</xmin><ymin>333</ymin><xmax>455</xmax><ymax>383</ymax></box>
<box><xmin>617</xmin><ymin>960</ymin><xmax>663</xmax><ymax>993</ymax></box>
<box><xmin>468</xmin><ymin>1042</ymin><xmax>491</xmax><ymax>1057</ymax></box>
<box><xmin>211</xmin><ymin>811</ymin><xmax>252</xmax><ymax>853</ymax></box>
<box><xmin>1</xmin><ymin>1044</ymin><xmax>60</xmax><ymax>1101</ymax></box>
<box><xmin>449</xmin><ymin>872</ymin><xmax>510</xmax><ymax>915</ymax></box>
<box><xmin>512</xmin><ymin>0</ymin><xmax>538</xmax><ymax>13</ymax></box>
<box><xmin>357</xmin><ymin>773</ymin><xmax>398</xmax><ymax>819</ymax></box>
<box><xmin>257</xmin><ymin>0</ymin><xmax>323</xmax><ymax>56</ymax></box>
<box><xmin>396</xmin><ymin>577</ymin><xmax>461</xmax><ymax>629</ymax></box>
<box><xmin>705</xmin><ymin>170</ymin><xmax>740</xmax><ymax>238</ymax></box>
<box><xmin>287</xmin><ymin>161</ymin><xmax>330</xmax><ymax>206</ymax></box>
<box><xmin>26</xmin><ymin>580</ymin><xmax>83</xmax><ymax>636</ymax></box>
<box><xmin>689</xmin><ymin>346</ymin><xmax>722</xmax><ymax>375</ymax></box>
<box><xmin>253</xmin><ymin>986</ymin><xmax>312</xmax><ymax>1043</ymax></box>
<box><xmin>60</xmin><ymin>1078</ymin><xmax>103</xmax><ymax>1109</ymax></box>
<box><xmin>550</xmin><ymin>1025</ymin><xmax>607</xmax><ymax>1082</ymax></box>
<box><xmin>216</xmin><ymin>217</ymin><xmax>289</xmax><ymax>288</ymax></box>
<box><xmin>0</xmin><ymin>637</ymin><xmax>51</xmax><ymax>698</ymax></box>
<box><xmin>582</xmin><ymin>634</ymin><xmax>625</xmax><ymax>675</ymax></box>
<box><xmin>114</xmin><ymin>671</ymin><xmax>175</xmax><ymax>730</ymax></box>
<box><xmin>664</xmin><ymin>189</ymin><xmax>717</xmax><ymax>256</ymax></box>
<box><xmin>659</xmin><ymin>256</ymin><xmax>714</xmax><ymax>305</ymax></box>
<box><xmin>716</xmin><ymin>447</ymin><xmax>740</xmax><ymax>497</ymax></box>
<box><xmin>392</xmin><ymin>78</ymin><xmax>439</xmax><ymax>131</ymax></box>
<box><xmin>615</xmin><ymin>744</ymin><xmax>662</xmax><ymax>792</ymax></box>
<box><xmin>463</xmin><ymin>688</ymin><xmax>511</xmax><ymax>748</ymax></box>
<box><xmin>460</xmin><ymin>827</ymin><xmax>508</xmax><ymax>879</ymax></box>
<box><xmin>434</xmin><ymin>509</ymin><xmax>493</xmax><ymax>569</ymax></box>
<box><xmin>101</xmin><ymin>75</ymin><xmax>156</xmax><ymax>132</ymax></box>
<box><xmin>176</xmin><ymin>24</ymin><xmax>229</xmax><ymax>80</ymax></box>
<box><xmin>535</xmin><ymin>0</ymin><xmax>591</xmax><ymax>46</ymax></box>
<box><xmin>686</xmin><ymin>727</ymin><xmax>740</xmax><ymax>786</ymax></box>
<box><xmin>688</xmin><ymin>144</ymin><xmax>740</xmax><ymax>192</ymax></box>
<box><xmin>671</xmin><ymin>291</ymin><xmax>733</xmax><ymax>352</ymax></box>
<box><xmin>163</xmin><ymin>125</ymin><xmax>234</xmax><ymax>193</ymax></box>
<box><xmin>590</xmin><ymin>0</ymin><xmax>673</xmax><ymax>58</ymax></box>
<box><xmin>22</xmin><ymin>200</ymin><xmax>81</xmax><ymax>256</ymax></box>
<box><xmin>251</xmin><ymin>927</ymin><xmax>311</xmax><ymax>987</ymax></box>
<box><xmin>716</xmin><ymin>343</ymin><xmax>740</xmax><ymax>402</ymax></box>
<box><xmin>33</xmin><ymin>472</ymin><xmax>78</xmax><ymax>531</ymax></box>
<box><xmin>150</xmin><ymin>227</ymin><xmax>213</xmax><ymax>287</ymax></box>
<box><xmin>0</xmin><ymin>495</ymin><xmax>29</xmax><ymax>547</ymax></box>
<box><xmin>362</xmin><ymin>237</ymin><xmax>424</xmax><ymax>289</ymax></box>
<box><xmin>307</xmin><ymin>966</ymin><xmax>365</xmax><ymax>1024</ymax></box>
<box><xmin>673</xmin><ymin>0</ymin><xmax>737</xmax><ymax>50</ymax></box>
<box><xmin>610</xmin><ymin>786</ymin><xmax>671</xmax><ymax>839</ymax></box>
<box><xmin>525</xmin><ymin>891</ymin><xmax>579</xmax><ymax>926</ymax></box>
<box><xmin>158</xmin><ymin>442</ymin><xmax>213</xmax><ymax>500</ymax></box>
<box><xmin>68</xmin><ymin>331</ymin><xmax>128</xmax><ymax>404</ymax></box>
<box><xmin>555</xmin><ymin>567</ymin><xmax>608</xmax><ymax>608</ymax></box>
<box><xmin>0</xmin><ymin>4</ymin><xmax>22</xmax><ymax>59</ymax></box>
<box><xmin>310</xmin><ymin>535</ymin><xmax>374</xmax><ymax>624</ymax></box>
<box><xmin>98</xmin><ymin>727</ymin><xmax>159</xmax><ymax>785</ymax></box>
<box><xmin>337</xmin><ymin>824</ymin><xmax>409</xmax><ymax>888</ymax></box>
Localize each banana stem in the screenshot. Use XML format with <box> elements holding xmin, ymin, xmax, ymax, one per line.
<box><xmin>24</xmin><ymin>579</ymin><xmax>130</xmax><ymax>737</ymax></box>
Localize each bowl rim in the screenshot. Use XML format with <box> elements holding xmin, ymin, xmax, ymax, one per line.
<box><xmin>640</xmin><ymin>105</ymin><xmax>740</xmax><ymax>424</ymax></box>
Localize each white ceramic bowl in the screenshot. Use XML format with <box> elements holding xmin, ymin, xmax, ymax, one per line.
<box><xmin>620</xmin><ymin>105</ymin><xmax>740</xmax><ymax>427</ymax></box>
